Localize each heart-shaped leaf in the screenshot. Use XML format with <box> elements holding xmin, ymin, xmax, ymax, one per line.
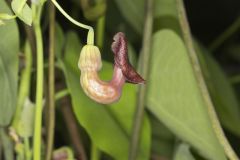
<box><xmin>146</xmin><ymin>29</ymin><xmax>226</xmax><ymax>160</ymax></box>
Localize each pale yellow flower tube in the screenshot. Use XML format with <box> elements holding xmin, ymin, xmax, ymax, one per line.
<box><xmin>78</xmin><ymin>45</ymin><xmax>125</xmax><ymax>104</ymax></box>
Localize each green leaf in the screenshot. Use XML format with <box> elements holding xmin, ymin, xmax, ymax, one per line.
<box><xmin>195</xmin><ymin>43</ymin><xmax>240</xmax><ymax>136</ymax></box>
<box><xmin>0</xmin><ymin>0</ymin><xmax>19</xmax><ymax>126</ymax></box>
<box><xmin>174</xmin><ymin>144</ymin><xmax>195</xmax><ymax>160</ymax></box>
<box><xmin>112</xmin><ymin>0</ymin><xmax>144</xmax><ymax>34</ymax></box>
<box><xmin>11</xmin><ymin>0</ymin><xmax>32</xmax><ymax>26</ymax></box>
<box><xmin>146</xmin><ymin>29</ymin><xmax>226</xmax><ymax>160</ymax></box>
<box><xmin>59</xmin><ymin>31</ymin><xmax>150</xmax><ymax>160</ymax></box>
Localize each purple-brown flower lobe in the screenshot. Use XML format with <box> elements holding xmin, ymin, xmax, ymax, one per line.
<box><xmin>111</xmin><ymin>32</ymin><xmax>145</xmax><ymax>84</ymax></box>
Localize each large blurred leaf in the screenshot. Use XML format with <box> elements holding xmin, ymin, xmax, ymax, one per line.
<box><xmin>174</xmin><ymin>144</ymin><xmax>195</xmax><ymax>160</ymax></box>
<box><xmin>112</xmin><ymin>0</ymin><xmax>144</xmax><ymax>35</ymax></box>
<box><xmin>58</xmin><ymin>31</ymin><xmax>150</xmax><ymax>160</ymax></box>
<box><xmin>146</xmin><ymin>29</ymin><xmax>226</xmax><ymax>160</ymax></box>
<box><xmin>195</xmin><ymin>43</ymin><xmax>240</xmax><ymax>136</ymax></box>
<box><xmin>0</xmin><ymin>0</ymin><xmax>19</xmax><ymax>126</ymax></box>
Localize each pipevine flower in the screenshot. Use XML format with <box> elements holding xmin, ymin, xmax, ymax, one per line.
<box><xmin>78</xmin><ymin>32</ymin><xmax>145</xmax><ymax>104</ymax></box>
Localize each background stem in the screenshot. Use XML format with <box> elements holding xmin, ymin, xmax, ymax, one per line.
<box><xmin>176</xmin><ymin>0</ymin><xmax>238</xmax><ymax>159</ymax></box>
<box><xmin>209</xmin><ymin>16</ymin><xmax>240</xmax><ymax>52</ymax></box>
<box><xmin>90</xmin><ymin>144</ymin><xmax>100</xmax><ymax>160</ymax></box>
<box><xmin>96</xmin><ymin>16</ymin><xmax>105</xmax><ymax>48</ymax></box>
<box><xmin>45</xmin><ymin>2</ymin><xmax>56</xmax><ymax>160</ymax></box>
<box><xmin>129</xmin><ymin>0</ymin><xmax>153</xmax><ymax>159</ymax></box>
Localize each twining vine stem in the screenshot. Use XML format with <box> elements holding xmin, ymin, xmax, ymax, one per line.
<box><xmin>50</xmin><ymin>0</ymin><xmax>94</xmax><ymax>45</ymax></box>
<box><xmin>176</xmin><ymin>0</ymin><xmax>239</xmax><ymax>159</ymax></box>
<box><xmin>32</xmin><ymin>3</ymin><xmax>44</xmax><ymax>160</ymax></box>
<box><xmin>129</xmin><ymin>0</ymin><xmax>153</xmax><ymax>159</ymax></box>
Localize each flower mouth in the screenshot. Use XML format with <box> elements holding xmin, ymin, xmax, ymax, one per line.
<box><xmin>111</xmin><ymin>32</ymin><xmax>145</xmax><ymax>84</ymax></box>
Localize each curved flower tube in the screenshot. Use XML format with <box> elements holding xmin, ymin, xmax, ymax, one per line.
<box><xmin>78</xmin><ymin>32</ymin><xmax>145</xmax><ymax>104</ymax></box>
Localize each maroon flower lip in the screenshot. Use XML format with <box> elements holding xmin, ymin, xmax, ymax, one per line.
<box><xmin>111</xmin><ymin>32</ymin><xmax>145</xmax><ymax>84</ymax></box>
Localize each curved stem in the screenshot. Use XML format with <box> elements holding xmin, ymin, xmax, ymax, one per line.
<box><xmin>45</xmin><ymin>2</ymin><xmax>55</xmax><ymax>160</ymax></box>
<box><xmin>129</xmin><ymin>0</ymin><xmax>153</xmax><ymax>159</ymax></box>
<box><xmin>176</xmin><ymin>0</ymin><xmax>238</xmax><ymax>159</ymax></box>
<box><xmin>32</xmin><ymin>4</ymin><xmax>44</xmax><ymax>160</ymax></box>
<box><xmin>50</xmin><ymin>0</ymin><xmax>94</xmax><ymax>44</ymax></box>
